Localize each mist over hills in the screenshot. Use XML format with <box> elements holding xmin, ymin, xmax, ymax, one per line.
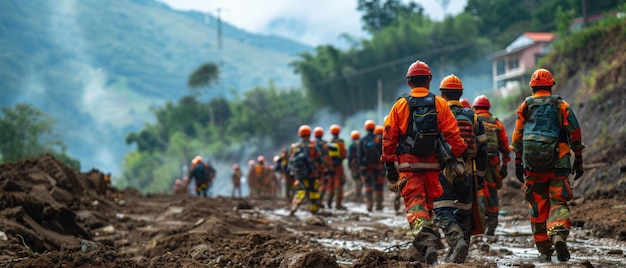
<box><xmin>0</xmin><ymin>0</ymin><xmax>312</xmax><ymax>174</ymax></box>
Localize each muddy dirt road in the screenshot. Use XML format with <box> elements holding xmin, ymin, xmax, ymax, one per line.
<box><xmin>1</xmin><ymin>155</ymin><xmax>625</xmax><ymax>267</ymax></box>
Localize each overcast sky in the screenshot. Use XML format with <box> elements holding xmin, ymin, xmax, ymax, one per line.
<box><xmin>157</xmin><ymin>0</ymin><xmax>467</xmax><ymax>47</ymax></box>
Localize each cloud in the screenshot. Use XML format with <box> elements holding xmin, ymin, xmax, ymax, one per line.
<box><xmin>157</xmin><ymin>0</ymin><xmax>466</xmax><ymax>47</ymax></box>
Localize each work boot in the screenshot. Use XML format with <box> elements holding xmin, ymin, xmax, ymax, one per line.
<box><xmin>375</xmin><ymin>193</ymin><xmax>384</xmax><ymax>211</ymax></box>
<box><xmin>326</xmin><ymin>192</ymin><xmax>335</xmax><ymax>209</ymax></box>
<box><xmin>553</xmin><ymin>235</ymin><xmax>570</xmax><ymax>261</ymax></box>
<box><xmin>335</xmin><ymin>196</ymin><xmax>347</xmax><ymax>210</ymax></box>
<box><xmin>394</xmin><ymin>195</ymin><xmax>401</xmax><ymax>212</ymax></box>
<box><xmin>365</xmin><ymin>192</ymin><xmax>374</xmax><ymax>212</ymax></box>
<box><xmin>536</xmin><ymin>241</ymin><xmax>554</xmax><ymax>263</ymax></box>
<box><xmin>447</xmin><ymin>239</ymin><xmax>469</xmax><ymax>263</ymax></box>
<box><xmin>485</xmin><ymin>226</ymin><xmax>495</xmax><ymax>236</ymax></box>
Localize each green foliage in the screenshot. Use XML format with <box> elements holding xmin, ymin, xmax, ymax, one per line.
<box><xmin>188</xmin><ymin>62</ymin><xmax>220</xmax><ymax>95</ymax></box>
<box><xmin>357</xmin><ymin>0</ymin><xmax>423</xmax><ymax>33</ymax></box>
<box><xmin>0</xmin><ymin>103</ymin><xmax>79</xmax><ymax>167</ymax></box>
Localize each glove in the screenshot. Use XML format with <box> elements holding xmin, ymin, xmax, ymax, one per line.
<box><xmin>388</xmin><ymin>176</ymin><xmax>407</xmax><ymax>193</ymax></box>
<box><xmin>499</xmin><ymin>164</ymin><xmax>508</xmax><ymax>178</ymax></box>
<box><xmin>572</xmin><ymin>153</ymin><xmax>584</xmax><ymax>180</ymax></box>
<box><xmin>476</xmin><ymin>175</ymin><xmax>484</xmax><ymax>190</ymax></box>
<box><xmin>384</xmin><ymin>162</ymin><xmax>399</xmax><ymax>184</ymax></box>
<box><xmin>515</xmin><ymin>158</ymin><xmax>524</xmax><ymax>184</ymax></box>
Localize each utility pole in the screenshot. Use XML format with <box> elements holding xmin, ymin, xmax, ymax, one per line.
<box><xmin>377</xmin><ymin>79</ymin><xmax>383</xmax><ymax>124</ymax></box>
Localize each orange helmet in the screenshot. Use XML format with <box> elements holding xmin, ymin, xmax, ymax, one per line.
<box><xmin>364</xmin><ymin>120</ymin><xmax>376</xmax><ymax>131</ymax></box>
<box><xmin>460</xmin><ymin>98</ymin><xmax>471</xmax><ymax>108</ymax></box>
<box><xmin>529</xmin><ymin>68</ymin><xmax>555</xmax><ymax>87</ymax></box>
<box><xmin>406</xmin><ymin>60</ymin><xmax>432</xmax><ymax>77</ymax></box>
<box><xmin>374</xmin><ymin>125</ymin><xmax>384</xmax><ymax>135</ymax></box>
<box><xmin>440</xmin><ymin>74</ymin><xmax>463</xmax><ymax>90</ymax></box>
<box><xmin>175</xmin><ymin>179</ymin><xmax>181</xmax><ymax>185</ymax></box>
<box><xmin>298</xmin><ymin>125</ymin><xmax>311</xmax><ymax>137</ymax></box>
<box><xmin>248</xmin><ymin>160</ymin><xmax>255</xmax><ymax>166</ymax></box>
<box><xmin>313</xmin><ymin>126</ymin><xmax>324</xmax><ymax>137</ymax></box>
<box><xmin>350</xmin><ymin>130</ymin><xmax>360</xmax><ymax>140</ymax></box>
<box><xmin>329</xmin><ymin>124</ymin><xmax>341</xmax><ymax>135</ymax></box>
<box><xmin>192</xmin><ymin>155</ymin><xmax>203</xmax><ymax>165</ymax></box>
<box><xmin>472</xmin><ymin>95</ymin><xmax>491</xmax><ymax>109</ymax></box>
<box><xmin>232</xmin><ymin>163</ymin><xmax>239</xmax><ymax>169</ymax></box>
<box><xmin>257</xmin><ymin>155</ymin><xmax>265</xmax><ymax>163</ymax></box>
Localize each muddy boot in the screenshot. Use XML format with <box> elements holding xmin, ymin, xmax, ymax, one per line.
<box><xmin>336</xmin><ymin>195</ymin><xmax>347</xmax><ymax>210</ymax></box>
<box><xmin>448</xmin><ymin>239</ymin><xmax>469</xmax><ymax>263</ymax></box>
<box><xmin>375</xmin><ymin>192</ymin><xmax>384</xmax><ymax>211</ymax></box>
<box><xmin>393</xmin><ymin>194</ymin><xmax>401</xmax><ymax>212</ymax></box>
<box><xmin>536</xmin><ymin>241</ymin><xmax>554</xmax><ymax>262</ymax></box>
<box><xmin>552</xmin><ymin>234</ymin><xmax>570</xmax><ymax>261</ymax></box>
<box><xmin>365</xmin><ymin>191</ymin><xmax>374</xmax><ymax>212</ymax></box>
<box><xmin>326</xmin><ymin>192</ymin><xmax>335</xmax><ymax>209</ymax></box>
<box><xmin>412</xmin><ymin>232</ymin><xmax>439</xmax><ymax>265</ymax></box>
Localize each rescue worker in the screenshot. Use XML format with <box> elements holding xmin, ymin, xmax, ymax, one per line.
<box><xmin>277</xmin><ymin>149</ymin><xmax>295</xmax><ymax>201</ymax></box>
<box><xmin>434</xmin><ymin>74</ymin><xmax>488</xmax><ymax>263</ymax></box>
<box><xmin>232</xmin><ymin>163</ymin><xmax>242</xmax><ymax>199</ymax></box>
<box><xmin>374</xmin><ymin>125</ymin><xmax>390</xmax><ymax>212</ymax></box>
<box><xmin>326</xmin><ymin>124</ymin><xmax>348</xmax><ymax>210</ymax></box>
<box><xmin>313</xmin><ymin>126</ymin><xmax>334</xmax><ymax>208</ymax></box>
<box><xmin>288</xmin><ymin>125</ymin><xmax>325</xmax><ymax>215</ymax></box>
<box><xmin>189</xmin><ymin>156</ymin><xmax>211</xmax><ymax>197</ymax></box>
<box><xmin>249</xmin><ymin>156</ymin><xmax>269</xmax><ymax>197</ymax></box>
<box><xmin>347</xmin><ymin>130</ymin><xmax>363</xmax><ymax>202</ymax></box>
<box><xmin>358</xmin><ymin>119</ymin><xmax>384</xmax><ymax>212</ymax></box>
<box><xmin>247</xmin><ymin>159</ymin><xmax>256</xmax><ymax>196</ymax></box>
<box><xmin>382</xmin><ymin>60</ymin><xmax>467</xmax><ymax>265</ymax></box>
<box><xmin>510</xmin><ymin>68</ymin><xmax>584</xmax><ymax>262</ymax></box>
<box><xmin>173</xmin><ymin>179</ymin><xmax>187</xmax><ymax>194</ymax></box>
<box><xmin>473</xmin><ymin>94</ymin><xmax>511</xmax><ymax>236</ymax></box>
<box><xmin>460</xmin><ymin>98</ymin><xmax>471</xmax><ymax>109</ymax></box>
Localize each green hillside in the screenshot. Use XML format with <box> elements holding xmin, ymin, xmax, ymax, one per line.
<box><xmin>0</xmin><ymin>0</ymin><xmax>311</xmax><ymax>173</ymax></box>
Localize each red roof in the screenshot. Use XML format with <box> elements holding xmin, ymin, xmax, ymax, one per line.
<box><xmin>523</xmin><ymin>32</ymin><xmax>556</xmax><ymax>43</ymax></box>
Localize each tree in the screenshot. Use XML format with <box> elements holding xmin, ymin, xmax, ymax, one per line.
<box><xmin>357</xmin><ymin>0</ymin><xmax>423</xmax><ymax>33</ymax></box>
<box><xmin>0</xmin><ymin>103</ymin><xmax>78</xmax><ymax>168</ymax></box>
<box><xmin>187</xmin><ymin>62</ymin><xmax>220</xmax><ymax>96</ymax></box>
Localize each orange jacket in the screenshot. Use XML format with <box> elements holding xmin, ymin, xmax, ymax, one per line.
<box><xmin>510</xmin><ymin>90</ymin><xmax>584</xmax><ymax>158</ymax></box>
<box><xmin>381</xmin><ymin>87</ymin><xmax>467</xmax><ymax>170</ymax></box>
<box><xmin>475</xmin><ymin>108</ymin><xmax>512</xmax><ymax>164</ymax></box>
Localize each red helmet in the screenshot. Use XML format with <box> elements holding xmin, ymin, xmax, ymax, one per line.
<box><xmin>257</xmin><ymin>155</ymin><xmax>265</xmax><ymax>163</ymax></box>
<box><xmin>529</xmin><ymin>68</ymin><xmax>555</xmax><ymax>87</ymax></box>
<box><xmin>473</xmin><ymin>95</ymin><xmax>491</xmax><ymax>109</ymax></box>
<box><xmin>329</xmin><ymin>124</ymin><xmax>341</xmax><ymax>135</ymax></box>
<box><xmin>298</xmin><ymin>125</ymin><xmax>311</xmax><ymax>136</ymax></box>
<box><xmin>406</xmin><ymin>60</ymin><xmax>432</xmax><ymax>77</ymax></box>
<box><xmin>364</xmin><ymin>120</ymin><xmax>376</xmax><ymax>131</ymax></box>
<box><xmin>350</xmin><ymin>130</ymin><xmax>360</xmax><ymax>140</ymax></box>
<box><xmin>232</xmin><ymin>163</ymin><xmax>239</xmax><ymax>169</ymax></box>
<box><xmin>374</xmin><ymin>125</ymin><xmax>384</xmax><ymax>135</ymax></box>
<box><xmin>460</xmin><ymin>98</ymin><xmax>471</xmax><ymax>108</ymax></box>
<box><xmin>313</xmin><ymin>126</ymin><xmax>324</xmax><ymax>137</ymax></box>
<box><xmin>191</xmin><ymin>155</ymin><xmax>203</xmax><ymax>165</ymax></box>
<box><xmin>440</xmin><ymin>74</ymin><xmax>463</xmax><ymax>90</ymax></box>
<box><xmin>175</xmin><ymin>179</ymin><xmax>181</xmax><ymax>185</ymax></box>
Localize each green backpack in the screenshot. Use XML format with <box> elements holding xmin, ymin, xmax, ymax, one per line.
<box><xmin>522</xmin><ymin>95</ymin><xmax>562</xmax><ymax>173</ymax></box>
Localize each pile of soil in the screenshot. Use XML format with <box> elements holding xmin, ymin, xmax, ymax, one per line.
<box><xmin>0</xmin><ymin>154</ymin><xmax>624</xmax><ymax>267</ymax></box>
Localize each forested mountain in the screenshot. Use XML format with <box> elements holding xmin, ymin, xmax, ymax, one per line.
<box><xmin>0</xmin><ymin>0</ymin><xmax>311</xmax><ymax>174</ymax></box>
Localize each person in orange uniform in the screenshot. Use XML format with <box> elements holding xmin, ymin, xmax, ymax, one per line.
<box><xmin>326</xmin><ymin>124</ymin><xmax>348</xmax><ymax>210</ymax></box>
<box><xmin>288</xmin><ymin>125</ymin><xmax>325</xmax><ymax>215</ymax></box>
<box><xmin>232</xmin><ymin>163</ymin><xmax>242</xmax><ymax>199</ymax></box>
<box><xmin>313</xmin><ymin>126</ymin><xmax>334</xmax><ymax>207</ymax></box>
<box><xmin>510</xmin><ymin>69</ymin><xmax>585</xmax><ymax>262</ymax></box>
<box><xmin>459</xmin><ymin>98</ymin><xmax>471</xmax><ymax>109</ymax></box>
<box><xmin>473</xmin><ymin>95</ymin><xmax>511</xmax><ymax>236</ymax></box>
<box><xmin>382</xmin><ymin>60</ymin><xmax>467</xmax><ymax>265</ymax></box>
<box><xmin>347</xmin><ymin>130</ymin><xmax>363</xmax><ymax>202</ymax></box>
<box><xmin>358</xmin><ymin>119</ymin><xmax>383</xmax><ymax>212</ymax></box>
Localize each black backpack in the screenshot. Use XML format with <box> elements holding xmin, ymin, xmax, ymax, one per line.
<box><xmin>192</xmin><ymin>163</ymin><xmax>208</xmax><ymax>182</ymax></box>
<box><xmin>361</xmin><ymin>134</ymin><xmax>382</xmax><ymax>164</ymax></box>
<box><xmin>399</xmin><ymin>93</ymin><xmax>438</xmax><ymax>156</ymax></box>
<box><xmin>288</xmin><ymin>143</ymin><xmax>317</xmax><ymax>180</ymax></box>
